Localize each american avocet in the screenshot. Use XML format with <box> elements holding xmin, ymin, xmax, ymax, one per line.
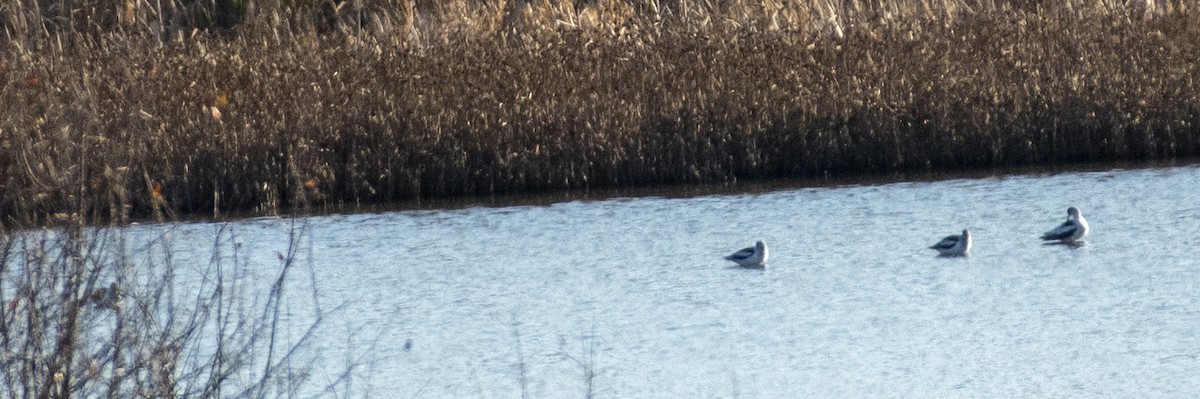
<box><xmin>1041</xmin><ymin>206</ymin><xmax>1090</xmax><ymax>243</ymax></box>
<box><xmin>930</xmin><ymin>229</ymin><xmax>972</xmax><ymax>257</ymax></box>
<box><xmin>725</xmin><ymin>240</ymin><xmax>768</xmax><ymax>268</ymax></box>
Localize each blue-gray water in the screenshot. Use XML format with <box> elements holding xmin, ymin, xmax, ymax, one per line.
<box><xmin>160</xmin><ymin>164</ymin><xmax>1200</xmax><ymax>397</ymax></box>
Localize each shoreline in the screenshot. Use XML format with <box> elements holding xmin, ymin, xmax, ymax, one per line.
<box><xmin>193</xmin><ymin>158</ymin><xmax>1200</xmax><ymax>224</ymax></box>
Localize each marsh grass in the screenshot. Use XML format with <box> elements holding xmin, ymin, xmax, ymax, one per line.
<box><xmin>0</xmin><ymin>59</ymin><xmax>339</xmax><ymax>394</ymax></box>
<box><xmin>2</xmin><ymin>0</ymin><xmax>1199</xmax><ymax>222</ymax></box>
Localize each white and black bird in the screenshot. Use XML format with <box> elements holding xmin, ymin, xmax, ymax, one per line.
<box><xmin>725</xmin><ymin>240</ymin><xmax>768</xmax><ymax>268</ymax></box>
<box><xmin>930</xmin><ymin>229</ymin><xmax>972</xmax><ymax>257</ymax></box>
<box><xmin>1041</xmin><ymin>206</ymin><xmax>1090</xmax><ymax>243</ymax></box>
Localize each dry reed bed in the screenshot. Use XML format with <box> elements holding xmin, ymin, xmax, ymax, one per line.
<box><xmin>2</xmin><ymin>1</ymin><xmax>1199</xmax><ymax>224</ymax></box>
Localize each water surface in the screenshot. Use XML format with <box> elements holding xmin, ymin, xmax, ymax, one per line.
<box><xmin>171</xmin><ymin>164</ymin><xmax>1200</xmax><ymax>397</ymax></box>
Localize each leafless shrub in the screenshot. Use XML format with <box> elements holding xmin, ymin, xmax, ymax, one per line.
<box><xmin>0</xmin><ymin>214</ymin><xmax>334</xmax><ymax>397</ymax></box>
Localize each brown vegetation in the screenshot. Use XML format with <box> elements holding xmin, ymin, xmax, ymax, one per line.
<box><xmin>3</xmin><ymin>0</ymin><xmax>1199</xmax><ymax>224</ymax></box>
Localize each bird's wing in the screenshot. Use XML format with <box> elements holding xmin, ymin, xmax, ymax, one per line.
<box><xmin>725</xmin><ymin>247</ymin><xmax>755</xmax><ymax>260</ymax></box>
<box><xmin>931</xmin><ymin>235</ymin><xmax>959</xmax><ymax>249</ymax></box>
<box><xmin>1041</xmin><ymin>221</ymin><xmax>1077</xmax><ymax>240</ymax></box>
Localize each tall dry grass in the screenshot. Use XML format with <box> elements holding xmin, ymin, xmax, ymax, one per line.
<box><xmin>2</xmin><ymin>0</ymin><xmax>1199</xmax><ymax>223</ymax></box>
<box><xmin>4</xmin><ymin>1</ymin><xmax>340</xmax><ymax>389</ymax></box>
